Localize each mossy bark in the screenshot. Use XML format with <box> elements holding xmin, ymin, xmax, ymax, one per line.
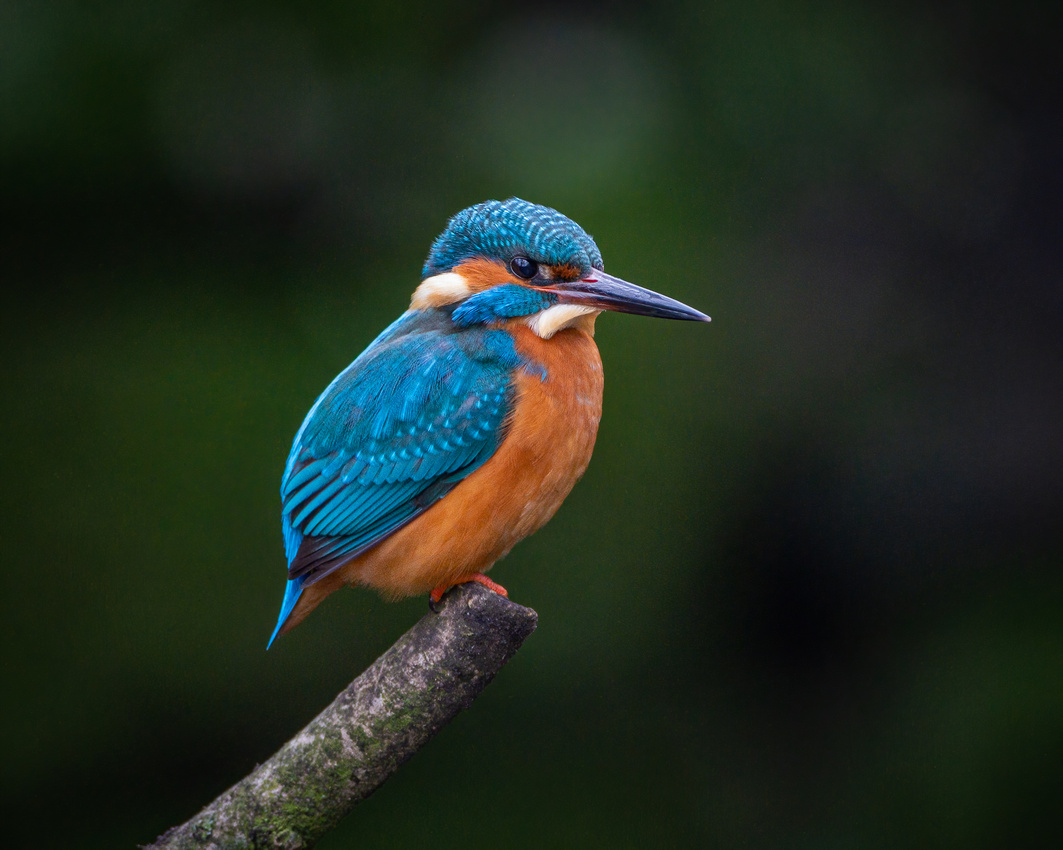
<box><xmin>145</xmin><ymin>583</ymin><xmax>537</xmax><ymax>849</ymax></box>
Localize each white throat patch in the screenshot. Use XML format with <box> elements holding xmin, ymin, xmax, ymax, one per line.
<box><xmin>525</xmin><ymin>304</ymin><xmax>600</xmax><ymax>339</ymax></box>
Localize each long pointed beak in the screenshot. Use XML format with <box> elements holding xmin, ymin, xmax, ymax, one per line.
<box><xmin>552</xmin><ymin>269</ymin><xmax>710</xmax><ymax>322</ymax></box>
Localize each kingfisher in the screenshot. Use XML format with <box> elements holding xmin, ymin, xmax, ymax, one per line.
<box><xmin>268</xmin><ymin>198</ymin><xmax>709</xmax><ymax>647</ymax></box>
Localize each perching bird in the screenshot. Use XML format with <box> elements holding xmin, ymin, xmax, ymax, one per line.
<box><xmin>269</xmin><ymin>198</ymin><xmax>709</xmax><ymax>647</ymax></box>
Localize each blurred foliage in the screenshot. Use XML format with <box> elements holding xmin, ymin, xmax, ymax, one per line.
<box><xmin>2</xmin><ymin>1</ymin><xmax>1060</xmax><ymax>847</ymax></box>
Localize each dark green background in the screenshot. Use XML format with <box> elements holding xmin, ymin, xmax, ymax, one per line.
<box><xmin>3</xmin><ymin>1</ymin><xmax>1060</xmax><ymax>847</ymax></box>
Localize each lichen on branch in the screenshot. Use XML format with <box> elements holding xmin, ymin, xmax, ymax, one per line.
<box><xmin>146</xmin><ymin>583</ymin><xmax>537</xmax><ymax>850</ymax></box>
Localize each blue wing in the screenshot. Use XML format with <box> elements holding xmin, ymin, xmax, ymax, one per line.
<box><xmin>269</xmin><ymin>309</ymin><xmax>528</xmax><ymax>645</ymax></box>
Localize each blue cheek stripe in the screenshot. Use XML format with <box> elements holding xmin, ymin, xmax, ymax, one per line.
<box><xmin>452</xmin><ymin>285</ymin><xmax>557</xmax><ymax>327</ymax></box>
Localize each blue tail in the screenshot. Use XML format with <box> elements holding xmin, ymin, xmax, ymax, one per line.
<box><xmin>268</xmin><ymin>577</ymin><xmax>305</xmax><ymax>650</ymax></box>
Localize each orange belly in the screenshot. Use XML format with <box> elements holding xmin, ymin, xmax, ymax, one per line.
<box><xmin>281</xmin><ymin>320</ymin><xmax>604</xmax><ymax>633</ymax></box>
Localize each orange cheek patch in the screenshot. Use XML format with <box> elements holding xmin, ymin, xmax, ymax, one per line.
<box><xmin>453</xmin><ymin>258</ymin><xmax>525</xmax><ymax>293</ymax></box>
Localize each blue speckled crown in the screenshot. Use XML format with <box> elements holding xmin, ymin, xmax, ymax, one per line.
<box><xmin>422</xmin><ymin>198</ymin><xmax>604</xmax><ymax>279</ymax></box>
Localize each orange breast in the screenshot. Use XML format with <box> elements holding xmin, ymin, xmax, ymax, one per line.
<box><xmin>282</xmin><ymin>320</ymin><xmax>604</xmax><ymax>632</ymax></box>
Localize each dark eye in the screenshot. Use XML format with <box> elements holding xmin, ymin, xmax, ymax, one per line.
<box><xmin>510</xmin><ymin>256</ymin><xmax>539</xmax><ymax>280</ymax></box>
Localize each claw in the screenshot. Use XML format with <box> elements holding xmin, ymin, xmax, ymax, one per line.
<box><xmin>429</xmin><ymin>573</ymin><xmax>509</xmax><ymax>611</ymax></box>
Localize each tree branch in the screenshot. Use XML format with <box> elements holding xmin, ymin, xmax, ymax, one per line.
<box><xmin>145</xmin><ymin>583</ymin><xmax>538</xmax><ymax>850</ymax></box>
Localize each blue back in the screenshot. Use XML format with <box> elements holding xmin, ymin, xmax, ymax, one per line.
<box><xmin>279</xmin><ymin>308</ymin><xmax>535</xmax><ymax>590</ymax></box>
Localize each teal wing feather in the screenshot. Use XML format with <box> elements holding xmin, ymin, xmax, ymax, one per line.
<box><xmin>280</xmin><ymin>309</ymin><xmax>527</xmax><ymax>589</ymax></box>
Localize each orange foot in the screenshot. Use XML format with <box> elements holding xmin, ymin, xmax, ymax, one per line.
<box><xmin>429</xmin><ymin>573</ymin><xmax>509</xmax><ymax>607</ymax></box>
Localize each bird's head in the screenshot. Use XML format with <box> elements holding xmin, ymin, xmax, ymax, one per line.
<box><xmin>412</xmin><ymin>198</ymin><xmax>709</xmax><ymax>339</ymax></box>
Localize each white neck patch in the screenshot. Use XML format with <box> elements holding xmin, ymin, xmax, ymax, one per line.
<box><xmin>525</xmin><ymin>304</ymin><xmax>600</xmax><ymax>339</ymax></box>
<box><xmin>410</xmin><ymin>272</ymin><xmax>471</xmax><ymax>309</ymax></box>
